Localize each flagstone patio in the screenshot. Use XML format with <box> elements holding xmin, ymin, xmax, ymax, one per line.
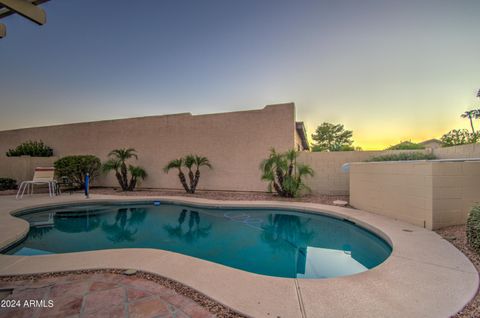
<box><xmin>0</xmin><ymin>271</ymin><xmax>224</xmax><ymax>318</ymax></box>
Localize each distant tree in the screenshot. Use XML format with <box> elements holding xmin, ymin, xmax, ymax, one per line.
<box><xmin>386</xmin><ymin>140</ymin><xmax>425</xmax><ymax>150</ymax></box>
<box><xmin>461</xmin><ymin>110</ymin><xmax>480</xmax><ymax>134</ymax></box>
<box><xmin>311</xmin><ymin>122</ymin><xmax>354</xmax><ymax>152</ymax></box>
<box><xmin>441</xmin><ymin>129</ymin><xmax>479</xmax><ymax>147</ymax></box>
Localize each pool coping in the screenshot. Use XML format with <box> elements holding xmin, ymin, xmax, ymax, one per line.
<box><xmin>0</xmin><ymin>194</ymin><xmax>478</xmax><ymax>318</ymax></box>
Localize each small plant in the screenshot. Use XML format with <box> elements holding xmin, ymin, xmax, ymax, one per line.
<box><xmin>0</xmin><ymin>177</ymin><xmax>17</xmax><ymax>190</ymax></box>
<box><xmin>6</xmin><ymin>140</ymin><xmax>53</xmax><ymax>157</ymax></box>
<box><xmin>386</xmin><ymin>141</ymin><xmax>425</xmax><ymax>150</ymax></box>
<box><xmin>366</xmin><ymin>152</ymin><xmax>436</xmax><ymax>162</ymax></box>
<box><xmin>54</xmin><ymin>155</ymin><xmax>101</xmax><ymax>189</ymax></box>
<box><xmin>164</xmin><ymin>155</ymin><xmax>212</xmax><ymax>194</ymax></box>
<box><xmin>467</xmin><ymin>205</ymin><xmax>480</xmax><ymax>254</ymax></box>
<box><xmin>102</xmin><ymin>148</ymin><xmax>147</xmax><ymax>191</ymax></box>
<box><xmin>260</xmin><ymin>148</ymin><xmax>314</xmax><ymax>198</ymax></box>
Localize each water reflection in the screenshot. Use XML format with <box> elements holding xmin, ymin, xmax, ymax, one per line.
<box><xmin>29</xmin><ymin>226</ymin><xmax>53</xmax><ymax>239</ymax></box>
<box><xmin>261</xmin><ymin>214</ymin><xmax>314</xmax><ymax>250</ymax></box>
<box><xmin>54</xmin><ymin>210</ymin><xmax>101</xmax><ymax>233</ymax></box>
<box><xmin>164</xmin><ymin>209</ymin><xmax>212</xmax><ymax>243</ymax></box>
<box><xmin>102</xmin><ymin>208</ymin><xmax>147</xmax><ymax>243</ymax></box>
<box><xmin>261</xmin><ymin>214</ymin><xmax>315</xmax><ymax>276</ymax></box>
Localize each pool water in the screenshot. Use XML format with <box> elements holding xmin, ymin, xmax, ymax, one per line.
<box><xmin>5</xmin><ymin>202</ymin><xmax>391</xmax><ymax>279</ymax></box>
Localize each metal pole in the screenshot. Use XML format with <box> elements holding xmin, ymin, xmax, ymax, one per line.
<box><xmin>85</xmin><ymin>173</ymin><xmax>90</xmax><ymax>198</ymax></box>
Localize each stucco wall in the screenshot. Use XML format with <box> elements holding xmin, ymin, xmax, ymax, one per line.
<box><xmin>0</xmin><ymin>104</ymin><xmax>296</xmax><ymax>192</ymax></box>
<box><xmin>433</xmin><ymin>143</ymin><xmax>480</xmax><ymax>159</ymax></box>
<box><xmin>299</xmin><ymin>150</ymin><xmax>427</xmax><ymax>195</ymax></box>
<box><xmin>0</xmin><ymin>156</ymin><xmax>58</xmax><ymax>182</ymax></box>
<box><xmin>2</xmin><ymin>102</ymin><xmax>479</xmax><ymax>197</ymax></box>
<box><xmin>350</xmin><ymin>160</ymin><xmax>480</xmax><ymax>229</ymax></box>
<box><xmin>300</xmin><ymin>143</ymin><xmax>480</xmax><ymax>195</ymax></box>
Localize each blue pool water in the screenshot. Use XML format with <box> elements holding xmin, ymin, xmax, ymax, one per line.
<box><xmin>5</xmin><ymin>202</ymin><xmax>391</xmax><ymax>279</ymax></box>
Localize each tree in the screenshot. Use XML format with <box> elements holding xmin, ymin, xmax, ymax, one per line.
<box><xmin>164</xmin><ymin>155</ymin><xmax>212</xmax><ymax>194</ymax></box>
<box><xmin>461</xmin><ymin>110</ymin><xmax>480</xmax><ymax>134</ymax></box>
<box><xmin>441</xmin><ymin>129</ymin><xmax>479</xmax><ymax>147</ymax></box>
<box><xmin>260</xmin><ymin>148</ymin><xmax>314</xmax><ymax>198</ymax></box>
<box><xmin>164</xmin><ymin>158</ymin><xmax>190</xmax><ymax>193</ymax></box>
<box><xmin>102</xmin><ymin>148</ymin><xmax>147</xmax><ymax>191</ymax></box>
<box><xmin>311</xmin><ymin>122</ymin><xmax>354</xmax><ymax>152</ymax></box>
<box><xmin>191</xmin><ymin>155</ymin><xmax>212</xmax><ymax>193</ymax></box>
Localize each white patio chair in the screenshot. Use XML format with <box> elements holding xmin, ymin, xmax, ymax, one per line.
<box><xmin>16</xmin><ymin>167</ymin><xmax>57</xmax><ymax>199</ymax></box>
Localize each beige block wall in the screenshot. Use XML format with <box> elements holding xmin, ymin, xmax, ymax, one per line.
<box><xmin>0</xmin><ymin>156</ymin><xmax>58</xmax><ymax>182</ymax></box>
<box><xmin>433</xmin><ymin>143</ymin><xmax>480</xmax><ymax>159</ymax></box>
<box><xmin>299</xmin><ymin>150</ymin><xmax>427</xmax><ymax>195</ymax></box>
<box><xmin>0</xmin><ymin>104</ymin><xmax>296</xmax><ymax>191</ymax></box>
<box><xmin>350</xmin><ymin>160</ymin><xmax>480</xmax><ymax>229</ymax></box>
<box><xmin>431</xmin><ymin>161</ymin><xmax>480</xmax><ymax>228</ymax></box>
<box><xmin>301</xmin><ymin>143</ymin><xmax>480</xmax><ymax>195</ymax></box>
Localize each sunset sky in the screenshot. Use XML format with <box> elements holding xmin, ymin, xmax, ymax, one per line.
<box><xmin>1</xmin><ymin>0</ymin><xmax>479</xmax><ymax>150</ymax></box>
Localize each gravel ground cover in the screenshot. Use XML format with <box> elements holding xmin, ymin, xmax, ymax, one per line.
<box><xmin>91</xmin><ymin>187</ymin><xmax>349</xmax><ymax>206</ymax></box>
<box><xmin>436</xmin><ymin>225</ymin><xmax>480</xmax><ymax>318</ymax></box>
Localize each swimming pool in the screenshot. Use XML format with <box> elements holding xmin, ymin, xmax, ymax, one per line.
<box><xmin>5</xmin><ymin>201</ymin><xmax>391</xmax><ymax>279</ymax></box>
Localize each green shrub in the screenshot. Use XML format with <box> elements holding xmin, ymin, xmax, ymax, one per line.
<box><xmin>54</xmin><ymin>155</ymin><xmax>101</xmax><ymax>189</ymax></box>
<box><xmin>6</xmin><ymin>140</ymin><xmax>53</xmax><ymax>157</ymax></box>
<box><xmin>441</xmin><ymin>129</ymin><xmax>479</xmax><ymax>147</ymax></box>
<box><xmin>387</xmin><ymin>141</ymin><xmax>425</xmax><ymax>150</ymax></box>
<box><xmin>366</xmin><ymin>152</ymin><xmax>436</xmax><ymax>162</ymax></box>
<box><xmin>467</xmin><ymin>206</ymin><xmax>480</xmax><ymax>254</ymax></box>
<box><xmin>0</xmin><ymin>178</ymin><xmax>17</xmax><ymax>190</ymax></box>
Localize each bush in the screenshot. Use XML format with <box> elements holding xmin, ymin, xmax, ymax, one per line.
<box><xmin>387</xmin><ymin>141</ymin><xmax>425</xmax><ymax>150</ymax></box>
<box><xmin>366</xmin><ymin>152</ymin><xmax>436</xmax><ymax>162</ymax></box>
<box><xmin>441</xmin><ymin>129</ymin><xmax>479</xmax><ymax>147</ymax></box>
<box><xmin>0</xmin><ymin>178</ymin><xmax>17</xmax><ymax>190</ymax></box>
<box><xmin>6</xmin><ymin>140</ymin><xmax>53</xmax><ymax>157</ymax></box>
<box><xmin>467</xmin><ymin>206</ymin><xmax>480</xmax><ymax>254</ymax></box>
<box><xmin>54</xmin><ymin>155</ymin><xmax>101</xmax><ymax>189</ymax></box>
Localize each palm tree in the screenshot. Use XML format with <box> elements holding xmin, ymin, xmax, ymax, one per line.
<box><xmin>184</xmin><ymin>155</ymin><xmax>196</xmax><ymax>190</ymax></box>
<box><xmin>103</xmin><ymin>148</ymin><xmax>146</xmax><ymax>191</ymax></box>
<box><xmin>461</xmin><ymin>110</ymin><xmax>478</xmax><ymax>134</ymax></box>
<box><xmin>260</xmin><ymin>148</ymin><xmax>314</xmax><ymax>198</ymax></box>
<box><xmin>260</xmin><ymin>149</ymin><xmax>286</xmax><ymax>196</ymax></box>
<box><xmin>164</xmin><ymin>155</ymin><xmax>212</xmax><ymax>194</ymax></box>
<box><xmin>164</xmin><ymin>158</ymin><xmax>190</xmax><ymax>193</ymax></box>
<box><xmin>103</xmin><ymin>158</ymin><xmax>124</xmax><ymax>189</ymax></box>
<box><xmin>127</xmin><ymin>165</ymin><xmax>147</xmax><ymax>191</ymax></box>
<box><xmin>191</xmin><ymin>155</ymin><xmax>212</xmax><ymax>193</ymax></box>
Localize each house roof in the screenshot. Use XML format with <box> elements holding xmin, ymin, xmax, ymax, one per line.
<box><xmin>295</xmin><ymin>122</ymin><xmax>310</xmax><ymax>151</ymax></box>
<box><xmin>419</xmin><ymin>138</ymin><xmax>443</xmax><ymax>145</ymax></box>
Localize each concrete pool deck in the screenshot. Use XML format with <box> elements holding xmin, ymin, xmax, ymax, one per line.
<box><xmin>0</xmin><ymin>194</ymin><xmax>477</xmax><ymax>318</ymax></box>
